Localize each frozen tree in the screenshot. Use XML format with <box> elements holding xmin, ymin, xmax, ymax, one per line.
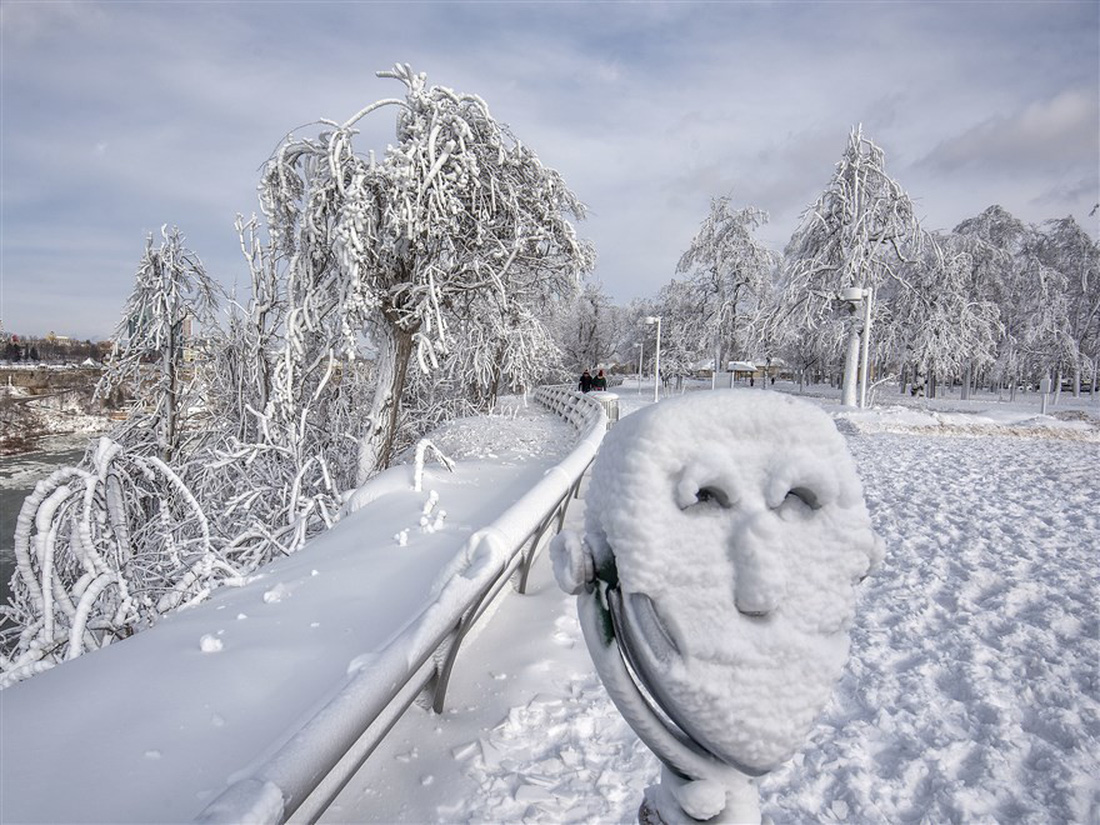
<box><xmin>884</xmin><ymin>234</ymin><xmax>1002</xmax><ymax>397</ymax></box>
<box><xmin>95</xmin><ymin>226</ymin><xmax>222</xmax><ymax>461</ymax></box>
<box><xmin>775</xmin><ymin>126</ymin><xmax>921</xmax><ymax>405</ymax></box>
<box><xmin>553</xmin><ymin>281</ymin><xmax>622</xmax><ymax>372</ymax></box>
<box><xmin>1034</xmin><ymin>216</ymin><xmax>1100</xmax><ymax>397</ymax></box>
<box><xmin>652</xmin><ymin>279</ymin><xmax>712</xmax><ymax>389</ymax></box>
<box><xmin>187</xmin><ymin>214</ymin><xmax>366</xmax><ymax>566</ymax></box>
<box><xmin>445</xmin><ymin>299</ymin><xmax>564</xmax><ymax>406</ymax></box>
<box><xmin>952</xmin><ymin>206</ymin><xmax>1070</xmax><ymax>397</ymax></box>
<box><xmin>259</xmin><ymin>64</ymin><xmax>592</xmax><ymax>484</ymax></box>
<box><xmin>676</xmin><ymin>197</ymin><xmax>778</xmax><ymax>373</ymax></box>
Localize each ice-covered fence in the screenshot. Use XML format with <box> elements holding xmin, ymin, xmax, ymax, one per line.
<box><xmin>197</xmin><ymin>387</ymin><xmax>606</xmax><ymax>824</ymax></box>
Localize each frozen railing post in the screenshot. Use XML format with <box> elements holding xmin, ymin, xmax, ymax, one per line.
<box><xmin>551</xmin><ymin>390</ymin><xmax>884</xmax><ymax>824</ymax></box>
<box><xmin>593</xmin><ymin>391</ymin><xmax>620</xmax><ymax>429</ymax></box>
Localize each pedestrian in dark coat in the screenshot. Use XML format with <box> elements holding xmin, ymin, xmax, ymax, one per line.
<box><xmin>579</xmin><ymin>370</ymin><xmax>593</xmax><ymax>392</ymax></box>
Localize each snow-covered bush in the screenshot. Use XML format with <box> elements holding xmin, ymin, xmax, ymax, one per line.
<box><xmin>0</xmin><ymin>438</ymin><xmax>239</xmax><ymax>686</ymax></box>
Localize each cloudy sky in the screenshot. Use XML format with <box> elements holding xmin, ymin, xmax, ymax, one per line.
<box><xmin>2</xmin><ymin>1</ymin><xmax>1097</xmax><ymax>340</ymax></box>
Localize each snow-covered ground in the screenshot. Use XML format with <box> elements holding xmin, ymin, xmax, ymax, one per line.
<box><xmin>2</xmin><ymin>383</ymin><xmax>1097</xmax><ymax>823</ymax></box>
<box><xmin>322</xmin><ymin>384</ymin><xmax>1100</xmax><ymax>824</ymax></box>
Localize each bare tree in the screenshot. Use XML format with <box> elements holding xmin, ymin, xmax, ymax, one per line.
<box><xmin>677</xmin><ymin>197</ymin><xmax>777</xmax><ymax>372</ymax></box>
<box><xmin>95</xmin><ymin>226</ymin><xmax>222</xmax><ymax>461</ymax></box>
<box><xmin>1034</xmin><ymin>216</ymin><xmax>1100</xmax><ymax>397</ymax></box>
<box><xmin>776</xmin><ymin>126</ymin><xmax>921</xmax><ymax>405</ymax></box>
<box><xmin>952</xmin><ymin>206</ymin><xmax>1070</xmax><ymax>398</ymax></box>
<box><xmin>884</xmin><ymin>234</ymin><xmax>1002</xmax><ymax>396</ymax></box>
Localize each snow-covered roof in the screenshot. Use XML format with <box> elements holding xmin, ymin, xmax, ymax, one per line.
<box><xmin>727</xmin><ymin>361</ymin><xmax>758</xmax><ymax>372</ymax></box>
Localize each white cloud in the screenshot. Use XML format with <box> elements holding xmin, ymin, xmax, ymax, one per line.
<box><xmin>919</xmin><ymin>89</ymin><xmax>1099</xmax><ymax>174</ymax></box>
<box><xmin>2</xmin><ymin>1</ymin><xmax>1097</xmax><ymax>338</ymax></box>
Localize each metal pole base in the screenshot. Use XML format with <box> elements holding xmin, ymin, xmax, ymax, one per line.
<box><xmin>638</xmin><ymin>765</ymin><xmax>761</xmax><ymax>824</ymax></box>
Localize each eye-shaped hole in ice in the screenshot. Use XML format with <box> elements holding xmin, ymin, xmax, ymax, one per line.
<box><xmin>681</xmin><ymin>485</ymin><xmax>731</xmax><ymax>512</ymax></box>
<box><xmin>781</xmin><ymin>486</ymin><xmax>821</xmax><ymax>512</ymax></box>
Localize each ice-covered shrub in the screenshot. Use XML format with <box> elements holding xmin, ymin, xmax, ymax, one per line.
<box><xmin>0</xmin><ymin>438</ymin><xmax>239</xmax><ymax>687</ymax></box>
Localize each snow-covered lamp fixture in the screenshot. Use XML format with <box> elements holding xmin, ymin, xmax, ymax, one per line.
<box><xmin>551</xmin><ymin>391</ymin><xmax>883</xmax><ymax>823</ymax></box>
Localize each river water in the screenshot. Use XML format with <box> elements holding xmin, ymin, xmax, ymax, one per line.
<box><xmin>1</xmin><ymin>434</ymin><xmax>97</xmax><ymax>608</ymax></box>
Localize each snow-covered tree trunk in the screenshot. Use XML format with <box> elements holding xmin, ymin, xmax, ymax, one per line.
<box><xmin>358</xmin><ymin>322</ymin><xmax>416</xmax><ymax>484</ymax></box>
<box><xmin>162</xmin><ymin>313</ymin><xmax>178</xmax><ymax>462</ymax></box>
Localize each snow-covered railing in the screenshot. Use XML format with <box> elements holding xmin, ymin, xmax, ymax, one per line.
<box><xmin>198</xmin><ymin>387</ymin><xmax>606</xmax><ymax>824</ymax></box>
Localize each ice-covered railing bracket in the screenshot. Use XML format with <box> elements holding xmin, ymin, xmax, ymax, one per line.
<box><xmin>551</xmin><ymin>390</ymin><xmax>885</xmax><ymax>824</ymax></box>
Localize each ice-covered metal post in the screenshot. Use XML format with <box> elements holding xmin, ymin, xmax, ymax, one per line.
<box><xmin>551</xmin><ymin>391</ymin><xmax>883</xmax><ymax>824</ymax></box>
<box><xmin>839</xmin><ymin>287</ymin><xmax>872</xmax><ymax>409</ymax></box>
<box><xmin>645</xmin><ymin>316</ymin><xmax>662</xmax><ymax>403</ymax></box>
<box><xmin>859</xmin><ymin>287</ymin><xmax>873</xmax><ymax>409</ymax></box>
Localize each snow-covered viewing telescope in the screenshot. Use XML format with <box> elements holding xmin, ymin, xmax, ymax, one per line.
<box><xmin>551</xmin><ymin>391</ymin><xmax>883</xmax><ymax>823</ymax></box>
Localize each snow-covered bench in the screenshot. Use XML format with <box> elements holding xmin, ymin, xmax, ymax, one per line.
<box><xmin>0</xmin><ymin>388</ymin><xmax>605</xmax><ymax>825</ymax></box>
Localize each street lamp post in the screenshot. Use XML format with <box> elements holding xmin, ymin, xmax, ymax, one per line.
<box><xmin>858</xmin><ymin>287</ymin><xmax>873</xmax><ymax>409</ymax></box>
<box><xmin>838</xmin><ymin>288</ymin><xmax>872</xmax><ymax>409</ymax></box>
<box><xmin>637</xmin><ymin>342</ymin><xmax>644</xmax><ymax>395</ymax></box>
<box><xmin>645</xmin><ymin>316</ymin><xmax>662</xmax><ymax>403</ymax></box>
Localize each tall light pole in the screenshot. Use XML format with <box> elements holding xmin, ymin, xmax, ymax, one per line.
<box><xmin>637</xmin><ymin>342</ymin><xmax>644</xmax><ymax>395</ymax></box>
<box><xmin>838</xmin><ymin>287</ymin><xmax>873</xmax><ymax>408</ymax></box>
<box><xmin>645</xmin><ymin>316</ymin><xmax>662</xmax><ymax>403</ymax></box>
<box><xmin>858</xmin><ymin>287</ymin><xmax>873</xmax><ymax>409</ymax></box>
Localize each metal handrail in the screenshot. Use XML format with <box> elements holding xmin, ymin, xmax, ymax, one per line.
<box><xmin>197</xmin><ymin>386</ymin><xmax>606</xmax><ymax>824</ymax></box>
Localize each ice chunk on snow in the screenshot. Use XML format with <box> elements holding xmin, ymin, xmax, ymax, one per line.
<box><xmin>262</xmin><ymin>584</ymin><xmax>288</xmax><ymax>604</ymax></box>
<box><xmin>582</xmin><ymin>390</ymin><xmax>882</xmax><ymax>773</ymax></box>
<box><xmin>199</xmin><ymin>635</ymin><xmax>223</xmax><ymax>653</ymax></box>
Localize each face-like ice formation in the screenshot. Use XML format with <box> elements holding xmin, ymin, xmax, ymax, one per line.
<box><xmin>583</xmin><ymin>390</ymin><xmax>882</xmax><ymax>774</ymax></box>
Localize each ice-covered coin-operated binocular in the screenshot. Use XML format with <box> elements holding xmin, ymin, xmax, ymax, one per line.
<box><xmin>552</xmin><ymin>391</ymin><xmax>883</xmax><ymax>824</ymax></box>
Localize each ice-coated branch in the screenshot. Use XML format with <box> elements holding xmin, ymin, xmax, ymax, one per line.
<box><xmin>412</xmin><ymin>438</ymin><xmax>456</xmax><ymax>492</ymax></box>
